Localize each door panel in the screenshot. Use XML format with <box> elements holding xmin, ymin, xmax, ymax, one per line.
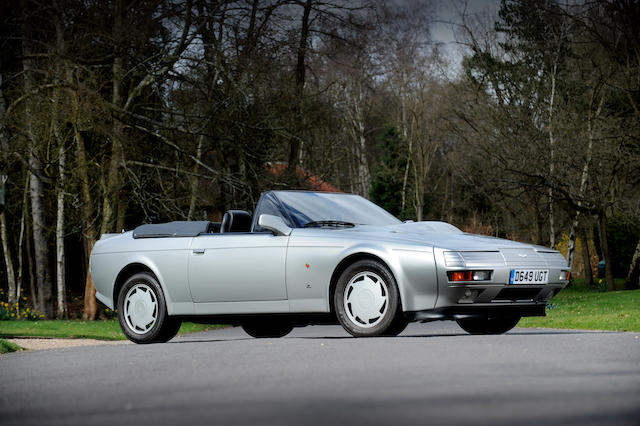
<box><xmin>188</xmin><ymin>234</ymin><xmax>288</xmax><ymax>302</ymax></box>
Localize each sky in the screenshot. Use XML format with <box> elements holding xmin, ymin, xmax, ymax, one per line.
<box><xmin>428</xmin><ymin>0</ymin><xmax>500</xmax><ymax>75</ymax></box>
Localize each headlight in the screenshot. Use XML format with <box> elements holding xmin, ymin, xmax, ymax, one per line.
<box><xmin>472</xmin><ymin>270</ymin><xmax>491</xmax><ymax>281</ymax></box>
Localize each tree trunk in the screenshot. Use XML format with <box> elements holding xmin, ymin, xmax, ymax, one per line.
<box><xmin>69</xmin><ymin>86</ymin><xmax>98</xmax><ymax>319</ymax></box>
<box><xmin>55</xmin><ymin>135</ymin><xmax>67</xmax><ymax>318</ymax></box>
<box><xmin>29</xmin><ymin>139</ymin><xmax>51</xmax><ymax>316</ymax></box>
<box><xmin>24</xmin><ymin>210</ymin><xmax>37</xmax><ymax>308</ymax></box>
<box><xmin>400</xmin><ymin>87</ymin><xmax>410</xmax><ymax>212</ymax></box>
<box><xmin>0</xmin><ymin>210</ymin><xmax>16</xmax><ymax>305</ymax></box>
<box><xmin>412</xmin><ymin>159</ymin><xmax>423</xmax><ymax>221</ymax></box>
<box><xmin>187</xmin><ymin>135</ymin><xmax>204</xmax><ymax>220</ymax></box>
<box><xmin>287</xmin><ymin>0</ymin><xmax>312</xmax><ymax>178</ymax></box>
<box><xmin>101</xmin><ymin>0</ymin><xmax>125</xmax><ymax>237</ymax></box>
<box><xmin>625</xmin><ymin>238</ymin><xmax>640</xmax><ymax>290</ymax></box>
<box><xmin>580</xmin><ymin>230</ymin><xmax>594</xmax><ymax>287</ymax></box>
<box><xmin>76</xmin><ymin>122</ymin><xmax>98</xmax><ymax>320</ymax></box>
<box><xmin>22</xmin><ymin>14</ymin><xmax>53</xmax><ymax>317</ymax></box>
<box><xmin>566</xmin><ymin>215</ymin><xmax>579</xmax><ymax>272</ymax></box>
<box><xmin>568</xmin><ymin>91</ymin><xmax>604</xmax><ymax>272</ymax></box>
<box><xmin>401</xmin><ymin>135</ymin><xmax>412</xmax><ymax>214</ymax></box>
<box><xmin>53</xmin><ymin>14</ymin><xmax>67</xmax><ymax>318</ymax></box>
<box><xmin>354</xmin><ymin>101</ymin><xmax>370</xmax><ymax>197</ymax></box>
<box><xmin>17</xmin><ymin>173</ymin><xmax>29</xmax><ymax>302</ymax></box>
<box><xmin>0</xmin><ymin>83</ymin><xmax>13</xmax><ymax>306</ymax></box>
<box><xmin>598</xmin><ymin>212</ymin><xmax>615</xmax><ymax>291</ymax></box>
<box><xmin>82</xmin><ymin>239</ymin><xmax>97</xmax><ymax>319</ymax></box>
<box><xmin>116</xmin><ymin>191</ymin><xmax>126</xmax><ymax>233</ymax></box>
<box><xmin>547</xmin><ymin>64</ymin><xmax>557</xmax><ymax>248</ymax></box>
<box><xmin>101</xmin><ymin>89</ymin><xmax>123</xmax><ymax>235</ymax></box>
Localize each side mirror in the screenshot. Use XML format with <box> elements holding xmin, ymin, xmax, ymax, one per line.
<box><xmin>258</xmin><ymin>214</ymin><xmax>292</xmax><ymax>236</ymax></box>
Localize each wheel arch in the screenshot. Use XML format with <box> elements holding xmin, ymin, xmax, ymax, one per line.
<box><xmin>328</xmin><ymin>252</ymin><xmax>402</xmax><ymax>314</ymax></box>
<box><xmin>113</xmin><ymin>263</ymin><xmax>161</xmax><ymax>308</ymax></box>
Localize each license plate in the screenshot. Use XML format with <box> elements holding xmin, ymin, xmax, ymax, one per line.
<box><xmin>509</xmin><ymin>269</ymin><xmax>549</xmax><ymax>284</ymax></box>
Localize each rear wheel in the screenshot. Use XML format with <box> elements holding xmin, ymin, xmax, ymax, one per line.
<box><xmin>334</xmin><ymin>259</ymin><xmax>404</xmax><ymax>337</ymax></box>
<box><xmin>456</xmin><ymin>315</ymin><xmax>521</xmax><ymax>335</ymax></box>
<box><xmin>117</xmin><ymin>272</ymin><xmax>179</xmax><ymax>343</ymax></box>
<box><xmin>241</xmin><ymin>319</ymin><xmax>293</xmax><ymax>338</ymax></box>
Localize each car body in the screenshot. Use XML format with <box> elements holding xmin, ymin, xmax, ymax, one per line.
<box><xmin>90</xmin><ymin>190</ymin><xmax>569</xmax><ymax>342</ymax></box>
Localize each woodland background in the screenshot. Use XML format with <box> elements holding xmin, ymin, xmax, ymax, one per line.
<box><xmin>0</xmin><ymin>0</ymin><xmax>638</xmax><ymax>320</ymax></box>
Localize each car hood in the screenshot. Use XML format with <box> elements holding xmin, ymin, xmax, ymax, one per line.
<box><xmin>308</xmin><ymin>221</ymin><xmax>556</xmax><ymax>252</ymax></box>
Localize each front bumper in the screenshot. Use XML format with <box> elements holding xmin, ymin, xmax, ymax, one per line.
<box><xmin>406</xmin><ymin>304</ymin><xmax>546</xmax><ymax>323</ymax></box>
<box><xmin>437</xmin><ymin>283</ymin><xmax>565</xmax><ymax>306</ymax></box>
<box><xmin>433</xmin><ymin>247</ymin><xmax>568</xmax><ymax>314</ymax></box>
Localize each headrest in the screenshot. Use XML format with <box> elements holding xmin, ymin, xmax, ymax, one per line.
<box><xmin>221</xmin><ymin>210</ymin><xmax>252</xmax><ymax>233</ymax></box>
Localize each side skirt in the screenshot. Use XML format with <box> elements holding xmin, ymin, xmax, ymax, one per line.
<box><xmin>176</xmin><ymin>312</ymin><xmax>338</xmax><ymax>327</ymax></box>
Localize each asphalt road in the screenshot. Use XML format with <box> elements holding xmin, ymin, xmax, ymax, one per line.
<box><xmin>2</xmin><ymin>323</ymin><xmax>639</xmax><ymax>426</ymax></box>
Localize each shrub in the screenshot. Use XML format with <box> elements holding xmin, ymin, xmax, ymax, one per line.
<box><xmin>0</xmin><ymin>289</ymin><xmax>45</xmax><ymax>321</ymax></box>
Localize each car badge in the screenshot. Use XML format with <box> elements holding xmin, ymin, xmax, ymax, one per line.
<box><xmin>305</xmin><ymin>264</ymin><xmax>310</xmax><ymax>269</ymax></box>
<box><xmin>518</xmin><ymin>254</ymin><xmax>528</xmax><ymax>257</ymax></box>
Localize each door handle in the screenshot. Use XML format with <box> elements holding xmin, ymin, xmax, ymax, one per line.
<box><xmin>192</xmin><ymin>249</ymin><xmax>205</xmax><ymax>255</ymax></box>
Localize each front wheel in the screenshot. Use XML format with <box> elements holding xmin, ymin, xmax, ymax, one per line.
<box><xmin>334</xmin><ymin>259</ymin><xmax>404</xmax><ymax>337</ymax></box>
<box><xmin>117</xmin><ymin>272</ymin><xmax>179</xmax><ymax>343</ymax></box>
<box><xmin>456</xmin><ymin>315</ymin><xmax>521</xmax><ymax>335</ymax></box>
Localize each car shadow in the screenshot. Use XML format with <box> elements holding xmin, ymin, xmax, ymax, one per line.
<box><xmin>297</xmin><ymin>333</ymin><xmax>467</xmax><ymax>339</ymax></box>
<box><xmin>168</xmin><ymin>337</ymin><xmax>254</xmax><ymax>344</ymax></box>
<box><xmin>168</xmin><ymin>328</ymin><xmax>618</xmax><ymax>344</ymax></box>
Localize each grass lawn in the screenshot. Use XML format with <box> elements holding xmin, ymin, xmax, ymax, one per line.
<box><xmin>0</xmin><ymin>338</ymin><xmax>21</xmax><ymax>354</ymax></box>
<box><xmin>519</xmin><ymin>281</ymin><xmax>640</xmax><ymax>332</ymax></box>
<box><xmin>0</xmin><ymin>320</ymin><xmax>226</xmax><ymax>341</ymax></box>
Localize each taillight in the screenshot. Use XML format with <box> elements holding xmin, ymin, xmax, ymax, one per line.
<box><xmin>448</xmin><ymin>270</ymin><xmax>492</xmax><ymax>282</ymax></box>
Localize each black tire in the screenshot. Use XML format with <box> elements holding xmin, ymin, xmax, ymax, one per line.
<box><xmin>456</xmin><ymin>315</ymin><xmax>521</xmax><ymax>335</ymax></box>
<box><xmin>153</xmin><ymin>317</ymin><xmax>183</xmax><ymax>343</ymax></box>
<box><xmin>381</xmin><ymin>313</ymin><xmax>409</xmax><ymax>337</ymax></box>
<box><xmin>116</xmin><ymin>272</ymin><xmax>176</xmax><ymax>344</ymax></box>
<box><xmin>334</xmin><ymin>259</ymin><xmax>404</xmax><ymax>337</ymax></box>
<box><xmin>241</xmin><ymin>319</ymin><xmax>293</xmax><ymax>338</ymax></box>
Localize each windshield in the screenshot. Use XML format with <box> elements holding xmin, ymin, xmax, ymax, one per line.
<box><xmin>273</xmin><ymin>191</ymin><xmax>401</xmax><ymax>228</ymax></box>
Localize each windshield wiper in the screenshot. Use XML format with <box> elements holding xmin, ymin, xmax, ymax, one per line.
<box><xmin>303</xmin><ymin>220</ymin><xmax>356</xmax><ymax>229</ymax></box>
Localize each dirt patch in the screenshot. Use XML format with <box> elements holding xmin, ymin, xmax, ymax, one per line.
<box><xmin>7</xmin><ymin>338</ymin><xmax>129</xmax><ymax>351</ymax></box>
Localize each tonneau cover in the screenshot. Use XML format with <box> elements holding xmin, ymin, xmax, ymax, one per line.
<box><xmin>132</xmin><ymin>221</ymin><xmax>213</xmax><ymax>239</ymax></box>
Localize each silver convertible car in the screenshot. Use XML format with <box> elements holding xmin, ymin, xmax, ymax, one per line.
<box><xmin>90</xmin><ymin>190</ymin><xmax>569</xmax><ymax>343</ymax></box>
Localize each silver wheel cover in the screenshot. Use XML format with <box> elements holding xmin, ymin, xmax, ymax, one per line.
<box><xmin>124</xmin><ymin>283</ymin><xmax>158</xmax><ymax>334</ymax></box>
<box><xmin>343</xmin><ymin>271</ymin><xmax>389</xmax><ymax>328</ymax></box>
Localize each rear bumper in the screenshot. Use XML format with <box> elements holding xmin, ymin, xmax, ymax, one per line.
<box><xmin>406</xmin><ymin>304</ymin><xmax>546</xmax><ymax>322</ymax></box>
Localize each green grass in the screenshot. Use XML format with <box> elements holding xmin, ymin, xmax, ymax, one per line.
<box><xmin>519</xmin><ymin>282</ymin><xmax>640</xmax><ymax>332</ymax></box>
<box><xmin>0</xmin><ymin>338</ymin><xmax>21</xmax><ymax>354</ymax></box>
<box><xmin>0</xmin><ymin>320</ymin><xmax>225</xmax><ymax>340</ymax></box>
